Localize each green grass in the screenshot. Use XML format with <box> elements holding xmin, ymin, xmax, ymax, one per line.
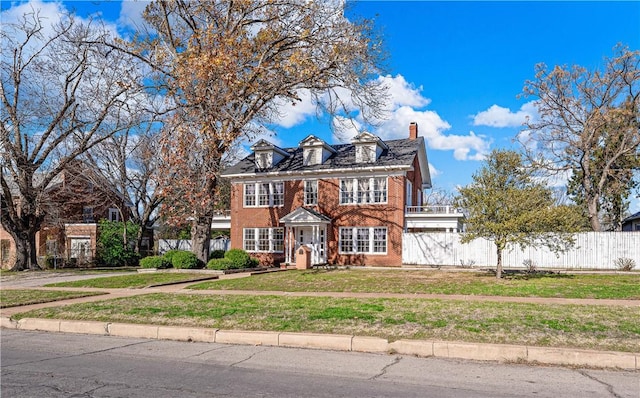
<box><xmin>15</xmin><ymin>293</ymin><xmax>640</xmax><ymax>352</ymax></box>
<box><xmin>0</xmin><ymin>289</ymin><xmax>105</xmax><ymax>308</ymax></box>
<box><xmin>45</xmin><ymin>273</ymin><xmax>217</xmax><ymax>289</ymax></box>
<box><xmin>188</xmin><ymin>269</ymin><xmax>640</xmax><ymax>299</ymax></box>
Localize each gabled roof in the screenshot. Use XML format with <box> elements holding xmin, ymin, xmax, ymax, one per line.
<box><xmin>222</xmin><ymin>136</ymin><xmax>430</xmax><ymax>187</ymax></box>
<box><xmin>280</xmin><ymin>207</ymin><xmax>332</xmax><ymax>225</ymax></box>
<box><xmin>623</xmin><ymin>211</ymin><xmax>640</xmax><ymax>223</ymax></box>
<box><xmin>352</xmin><ymin>132</ymin><xmax>389</xmax><ymax>150</ymax></box>
<box><xmin>299</xmin><ymin>135</ymin><xmax>337</xmax><ymax>153</ymax></box>
<box><xmin>250</xmin><ymin>139</ymin><xmax>289</xmax><ymax>157</ymax></box>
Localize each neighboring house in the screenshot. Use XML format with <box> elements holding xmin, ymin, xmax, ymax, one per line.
<box><xmin>622</xmin><ymin>211</ymin><xmax>640</xmax><ymax>231</ymax></box>
<box><xmin>0</xmin><ymin>162</ymin><xmax>150</xmax><ymax>269</ymax></box>
<box><xmin>221</xmin><ymin>122</ymin><xmax>463</xmax><ymax>267</ymax></box>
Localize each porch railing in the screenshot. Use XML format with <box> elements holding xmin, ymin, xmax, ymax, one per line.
<box><xmin>405</xmin><ymin>205</ymin><xmax>463</xmax><ymax>214</ymax></box>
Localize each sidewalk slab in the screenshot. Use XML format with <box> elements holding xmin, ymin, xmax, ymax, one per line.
<box><xmin>215</xmin><ymin>330</ymin><xmax>279</xmax><ymax>346</ymax></box>
<box><xmin>389</xmin><ymin>340</ymin><xmax>434</xmax><ymax>357</ymax></box>
<box><xmin>527</xmin><ymin>346</ymin><xmax>637</xmax><ymax>370</ymax></box>
<box><xmin>434</xmin><ymin>341</ymin><xmax>527</xmax><ymax>362</ymax></box>
<box><xmin>108</xmin><ymin>323</ymin><xmax>158</xmax><ymax>339</ymax></box>
<box><xmin>17</xmin><ymin>318</ymin><xmax>60</xmax><ymax>332</ymax></box>
<box><xmin>157</xmin><ymin>326</ymin><xmax>216</xmax><ymax>343</ymax></box>
<box><xmin>279</xmin><ymin>332</ymin><xmax>352</xmax><ymax>351</ymax></box>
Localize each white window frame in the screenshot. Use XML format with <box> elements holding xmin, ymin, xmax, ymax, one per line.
<box><xmin>338</xmin><ymin>227</ymin><xmax>387</xmax><ymax>255</ymax></box>
<box><xmin>244</xmin><ymin>184</ymin><xmax>256</xmax><ymax>207</ymax></box>
<box><xmin>108</xmin><ymin>208</ymin><xmax>120</xmax><ymax>222</ymax></box>
<box><xmin>243</xmin><ymin>227</ymin><xmax>284</xmax><ymax>253</ymax></box>
<box><xmin>304</xmin><ymin>180</ymin><xmax>318</xmax><ymax>206</ymax></box>
<box><xmin>406</xmin><ymin>180</ymin><xmax>413</xmax><ymax>207</ymax></box>
<box><xmin>339</xmin><ymin>177</ymin><xmax>388</xmax><ymax>205</ymax></box>
<box><xmin>243</xmin><ymin>182</ymin><xmax>284</xmax><ymax>208</ymax></box>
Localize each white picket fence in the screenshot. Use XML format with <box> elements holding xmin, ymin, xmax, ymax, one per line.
<box><xmin>158</xmin><ymin>238</ymin><xmax>230</xmax><ymax>254</ymax></box>
<box><xmin>402</xmin><ymin>232</ymin><xmax>640</xmax><ymax>270</ymax></box>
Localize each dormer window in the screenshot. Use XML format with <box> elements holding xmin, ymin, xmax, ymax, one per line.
<box><xmin>352</xmin><ymin>132</ymin><xmax>388</xmax><ymax>164</ymax></box>
<box><xmin>304</xmin><ymin>148</ymin><xmax>319</xmax><ymax>166</ymax></box>
<box><xmin>256</xmin><ymin>152</ymin><xmax>271</xmax><ymax>169</ymax></box>
<box><xmin>299</xmin><ymin>135</ymin><xmax>336</xmax><ymax>167</ymax></box>
<box><xmin>356</xmin><ymin>144</ymin><xmax>376</xmax><ymax>163</ymax></box>
<box><xmin>250</xmin><ymin>139</ymin><xmax>288</xmax><ymax>170</ymax></box>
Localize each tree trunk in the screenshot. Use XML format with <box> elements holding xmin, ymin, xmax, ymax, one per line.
<box><xmin>191</xmin><ymin>216</ymin><xmax>212</xmax><ymax>264</ymax></box>
<box><xmin>496</xmin><ymin>249</ymin><xmax>503</xmax><ymax>279</ymax></box>
<box><xmin>586</xmin><ymin>196</ymin><xmax>602</xmax><ymax>232</ymax></box>
<box><xmin>11</xmin><ymin>228</ymin><xmax>40</xmax><ymax>271</ymax></box>
<box><xmin>495</xmin><ymin>243</ymin><xmax>503</xmax><ymax>279</ymax></box>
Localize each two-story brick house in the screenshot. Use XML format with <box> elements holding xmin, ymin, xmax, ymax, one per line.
<box><xmin>0</xmin><ymin>162</ymin><xmax>151</xmax><ymax>269</ymax></box>
<box><xmin>221</xmin><ymin>122</ymin><xmax>432</xmax><ymax>267</ymax></box>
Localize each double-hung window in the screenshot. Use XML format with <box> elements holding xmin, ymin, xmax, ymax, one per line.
<box><xmin>339</xmin><ymin>227</ymin><xmax>387</xmax><ymax>254</ymax></box>
<box><xmin>258</xmin><ymin>183</ymin><xmax>270</xmax><ymax>206</ymax></box>
<box><xmin>273</xmin><ymin>182</ymin><xmax>284</xmax><ymax>206</ymax></box>
<box><xmin>244</xmin><ymin>184</ymin><xmax>256</xmax><ymax>207</ymax></box>
<box><xmin>304</xmin><ymin>180</ymin><xmax>318</xmax><ymax>206</ymax></box>
<box><xmin>243</xmin><ymin>228</ymin><xmax>284</xmax><ymax>253</ymax></box>
<box><xmin>244</xmin><ymin>182</ymin><xmax>284</xmax><ymax>207</ymax></box>
<box><xmin>340</xmin><ymin>177</ymin><xmax>387</xmax><ymax>205</ymax></box>
<box><xmin>340</xmin><ymin>179</ymin><xmax>354</xmax><ymax>204</ymax></box>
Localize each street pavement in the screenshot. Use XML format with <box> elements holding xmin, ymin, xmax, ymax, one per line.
<box><xmin>2</xmin><ymin>329</ymin><xmax>639</xmax><ymax>398</ymax></box>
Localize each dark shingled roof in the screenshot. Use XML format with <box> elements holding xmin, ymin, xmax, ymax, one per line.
<box><xmin>222</xmin><ymin>137</ymin><xmax>424</xmax><ymax>176</ymax></box>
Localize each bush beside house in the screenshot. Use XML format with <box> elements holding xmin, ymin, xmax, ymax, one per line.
<box><xmin>207</xmin><ymin>249</ymin><xmax>259</xmax><ymax>270</ymax></box>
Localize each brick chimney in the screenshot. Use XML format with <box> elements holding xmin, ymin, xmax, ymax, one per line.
<box><xmin>409</xmin><ymin>122</ymin><xmax>418</xmax><ymax>140</ymax></box>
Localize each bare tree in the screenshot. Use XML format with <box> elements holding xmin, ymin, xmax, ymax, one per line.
<box><xmin>519</xmin><ymin>45</ymin><xmax>640</xmax><ymax>231</ymax></box>
<box><xmin>0</xmin><ymin>10</ymin><xmax>144</xmax><ymax>270</ymax></box>
<box><xmin>86</xmin><ymin>127</ymin><xmax>164</xmax><ymax>256</ymax></box>
<box><xmin>119</xmin><ymin>0</ymin><xmax>389</xmax><ymax>262</ymax></box>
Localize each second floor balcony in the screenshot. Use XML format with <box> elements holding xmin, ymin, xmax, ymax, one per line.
<box><xmin>404</xmin><ymin>205</ymin><xmax>466</xmax><ymax>232</ymax></box>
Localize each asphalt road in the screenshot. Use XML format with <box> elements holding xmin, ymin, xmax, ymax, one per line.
<box><xmin>1</xmin><ymin>330</ymin><xmax>638</xmax><ymax>398</ymax></box>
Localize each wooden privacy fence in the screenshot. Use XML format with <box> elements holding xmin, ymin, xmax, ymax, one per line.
<box><xmin>402</xmin><ymin>232</ymin><xmax>640</xmax><ymax>270</ymax></box>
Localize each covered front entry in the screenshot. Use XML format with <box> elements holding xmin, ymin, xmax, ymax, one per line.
<box><xmin>280</xmin><ymin>207</ymin><xmax>331</xmax><ymax>266</ymax></box>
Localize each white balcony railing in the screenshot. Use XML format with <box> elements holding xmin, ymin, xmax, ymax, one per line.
<box><xmin>405</xmin><ymin>205</ymin><xmax>463</xmax><ymax>215</ymax></box>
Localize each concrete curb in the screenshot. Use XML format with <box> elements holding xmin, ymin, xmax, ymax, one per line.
<box><xmin>2</xmin><ymin>316</ymin><xmax>637</xmax><ymax>370</ymax></box>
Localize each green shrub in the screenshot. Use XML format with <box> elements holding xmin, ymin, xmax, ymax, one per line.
<box><xmin>171</xmin><ymin>251</ymin><xmax>202</xmax><ymax>269</ymax></box>
<box><xmin>162</xmin><ymin>249</ymin><xmax>182</xmax><ymax>263</ymax></box>
<box><xmin>206</xmin><ymin>258</ymin><xmax>238</xmax><ymax>270</ymax></box>
<box><xmin>210</xmin><ymin>250</ymin><xmax>225</xmax><ymax>259</ymax></box>
<box><xmin>224</xmin><ymin>249</ymin><xmax>251</xmax><ymax>268</ymax></box>
<box><xmin>97</xmin><ymin>220</ymin><xmax>140</xmax><ymax>267</ymax></box>
<box><xmin>140</xmin><ymin>256</ymin><xmax>171</xmax><ymax>269</ymax></box>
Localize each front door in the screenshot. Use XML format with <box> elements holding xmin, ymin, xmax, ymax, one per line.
<box><xmin>296</xmin><ymin>226</ymin><xmax>325</xmax><ymax>265</ymax></box>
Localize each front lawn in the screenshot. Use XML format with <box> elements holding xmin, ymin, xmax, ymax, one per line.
<box><xmin>15</xmin><ymin>293</ymin><xmax>640</xmax><ymax>352</ymax></box>
<box><xmin>45</xmin><ymin>273</ymin><xmax>217</xmax><ymax>289</ymax></box>
<box><xmin>188</xmin><ymin>269</ymin><xmax>640</xmax><ymax>300</ymax></box>
<box><xmin>0</xmin><ymin>289</ymin><xmax>106</xmax><ymax>308</ymax></box>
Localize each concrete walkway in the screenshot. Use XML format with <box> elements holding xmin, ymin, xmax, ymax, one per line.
<box><xmin>1</xmin><ymin>270</ymin><xmax>639</xmax><ymax>370</ymax></box>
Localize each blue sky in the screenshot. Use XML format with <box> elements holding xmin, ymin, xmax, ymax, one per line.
<box><xmin>2</xmin><ymin>1</ymin><xmax>639</xmax><ymax>210</ymax></box>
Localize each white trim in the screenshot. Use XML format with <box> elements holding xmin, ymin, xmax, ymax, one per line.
<box><xmin>223</xmin><ymin>166</ymin><xmax>410</xmax><ymax>180</ymax></box>
<box><xmin>338</xmin><ymin>226</ymin><xmax>388</xmax><ymax>255</ymax></box>
<box><xmin>243</xmin><ymin>227</ymin><xmax>284</xmax><ymax>253</ymax></box>
<box><xmin>243</xmin><ymin>182</ymin><xmax>284</xmax><ymax>208</ymax></box>
<box><xmin>339</xmin><ymin>177</ymin><xmax>388</xmax><ymax>205</ymax></box>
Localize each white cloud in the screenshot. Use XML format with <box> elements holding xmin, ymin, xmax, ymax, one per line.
<box><xmin>472</xmin><ymin>101</ymin><xmax>537</xmax><ymax>128</ymax></box>
<box><xmin>428</xmin><ymin>163</ymin><xmax>441</xmax><ymax>178</ymax></box>
<box><xmin>272</xmin><ymin>90</ymin><xmax>317</xmax><ymax>128</ymax></box>
<box><xmin>372</xmin><ymin>107</ymin><xmax>491</xmax><ymax>161</ymax></box>
<box><xmin>376</xmin><ymin>74</ymin><xmax>431</xmax><ymax>112</ymax></box>
<box><xmin>331</xmin><ymin>116</ymin><xmax>362</xmax><ymax>142</ymax></box>
<box><xmin>118</xmin><ymin>0</ymin><xmax>152</xmax><ymax>31</ymax></box>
